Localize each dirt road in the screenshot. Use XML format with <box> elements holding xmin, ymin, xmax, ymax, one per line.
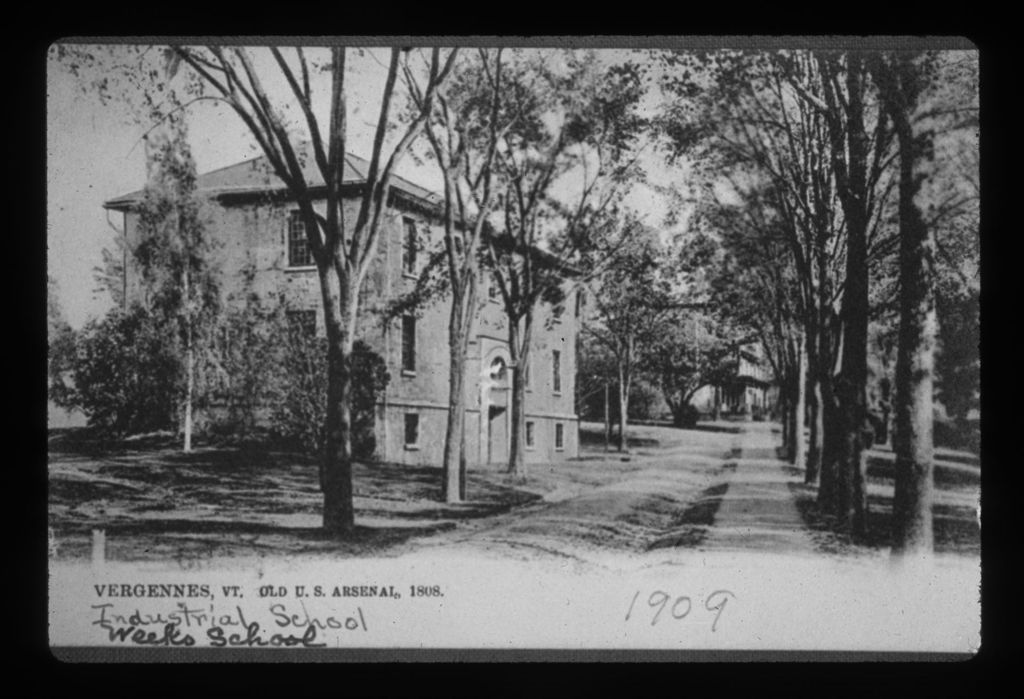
<box><xmin>401</xmin><ymin>421</ymin><xmax>825</xmax><ymax>567</ymax></box>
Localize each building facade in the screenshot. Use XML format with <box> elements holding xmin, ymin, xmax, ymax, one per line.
<box><xmin>105</xmin><ymin>152</ymin><xmax>581</xmax><ymax>466</ymax></box>
<box><xmin>691</xmin><ymin>342</ymin><xmax>776</xmax><ymax>418</ymax></box>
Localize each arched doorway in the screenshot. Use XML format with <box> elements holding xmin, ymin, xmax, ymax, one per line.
<box><xmin>486</xmin><ymin>356</ymin><xmax>510</xmax><ymax>464</ymax></box>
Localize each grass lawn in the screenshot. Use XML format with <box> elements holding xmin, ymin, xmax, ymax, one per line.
<box><xmin>787</xmin><ymin>442</ymin><xmax>980</xmax><ymax>557</ymax></box>
<box><xmin>49</xmin><ymin>423</ymin><xmax>712</xmax><ymax>563</ymax></box>
<box><xmin>48</xmin><ymin>428</ymin><xmax>547</xmax><ymax>562</ymax></box>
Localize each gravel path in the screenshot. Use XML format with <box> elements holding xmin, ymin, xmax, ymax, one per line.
<box><xmin>702</xmin><ymin>422</ymin><xmax>817</xmax><ymax>556</ymax></box>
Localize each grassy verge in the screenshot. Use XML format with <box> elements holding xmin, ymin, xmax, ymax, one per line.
<box><xmin>787</xmin><ymin>450</ymin><xmax>980</xmax><ymax>557</ymax></box>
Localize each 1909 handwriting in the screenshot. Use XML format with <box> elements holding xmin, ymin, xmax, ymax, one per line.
<box><xmin>625</xmin><ymin>589</ymin><xmax>736</xmax><ymax>632</ymax></box>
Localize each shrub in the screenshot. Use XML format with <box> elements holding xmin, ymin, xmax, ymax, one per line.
<box><xmin>267</xmin><ymin>325</ymin><xmax>389</xmax><ymax>459</ymax></box>
<box><xmin>56</xmin><ymin>305</ymin><xmax>181</xmax><ymax>434</ymax></box>
<box><xmin>672</xmin><ymin>403</ymin><xmax>701</xmax><ymax>428</ymax></box>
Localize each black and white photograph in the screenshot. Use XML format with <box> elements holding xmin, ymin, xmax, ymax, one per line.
<box><xmin>46</xmin><ymin>38</ymin><xmax>980</xmax><ymax>657</ymax></box>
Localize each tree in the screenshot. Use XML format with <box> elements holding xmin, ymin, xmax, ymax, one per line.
<box><xmin>644</xmin><ymin>310</ymin><xmax>735</xmax><ymax>428</ymax></box>
<box><xmin>485</xmin><ymin>50</ymin><xmax>648</xmax><ymax>476</ymax></box>
<box><xmin>166</xmin><ymin>46</ymin><xmax>457</xmax><ymax>534</ymax></box>
<box><xmin>269</xmin><ymin>330</ymin><xmax>390</xmax><ymax>460</ymax></box>
<box><xmin>866</xmin><ymin>48</ymin><xmax>978</xmax><ymax>555</ymax></box>
<box><xmin>59</xmin><ymin>306</ymin><xmax>181</xmax><ymax>434</ymax></box>
<box><xmin>808</xmin><ymin>51</ymin><xmax>895</xmax><ymax>537</ymax></box>
<box><xmin>411</xmin><ymin>48</ymin><xmax>515</xmax><ymax>502</ymax></box>
<box><xmin>661</xmin><ymin>50</ymin><xmax>905</xmax><ymax>539</ymax></box>
<box><xmin>935</xmin><ymin>287</ymin><xmax>979</xmax><ymax>422</ymax></box>
<box><xmin>871</xmin><ymin>51</ymin><xmax>940</xmax><ymax>555</ymax></box>
<box><xmin>699</xmin><ymin>189</ymin><xmax>804</xmax><ymax>461</ymax></box>
<box><xmin>93</xmin><ymin>222</ymin><xmax>128</xmax><ymax>311</ymax></box>
<box><xmin>133</xmin><ymin>117</ymin><xmax>219</xmax><ymax>452</ymax></box>
<box><xmin>47</xmin><ymin>275</ymin><xmax>77</xmax><ymax>410</ymax></box>
<box><xmin>659</xmin><ymin>51</ymin><xmax>845</xmax><ymax>490</ymax></box>
<box><xmin>583</xmin><ymin>222</ymin><xmax>670</xmax><ymax>451</ymax></box>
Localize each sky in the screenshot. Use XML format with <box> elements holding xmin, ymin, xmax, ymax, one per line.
<box><xmin>46</xmin><ymin>44</ymin><xmax>684</xmax><ymax>329</ymax></box>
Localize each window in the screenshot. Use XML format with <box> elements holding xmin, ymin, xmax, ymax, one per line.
<box><xmin>402</xmin><ymin>218</ymin><xmax>417</xmax><ymax>275</ymax></box>
<box><xmin>404</xmin><ymin>413</ymin><xmax>419</xmax><ymax>448</ymax></box>
<box><xmin>286</xmin><ymin>310</ymin><xmax>316</xmax><ymax>338</ymax></box>
<box><xmin>287</xmin><ymin>210</ymin><xmax>313</xmax><ymax>267</ymax></box>
<box><xmin>490</xmin><ymin>356</ymin><xmax>508</xmax><ymax>386</ymax></box>
<box><xmin>552</xmin><ymin>350</ymin><xmax>562</xmax><ymax>393</ymax></box>
<box><xmin>526</xmin><ymin>421</ymin><xmax>535</xmax><ymax>449</ymax></box>
<box><xmin>488</xmin><ymin>274</ymin><xmax>500</xmax><ymax>302</ymax></box>
<box><xmin>401</xmin><ymin>315</ymin><xmax>416</xmax><ymax>373</ymax></box>
<box><xmin>575</xmin><ymin>289</ymin><xmax>586</xmax><ymax>318</ymax></box>
<box><xmin>555</xmin><ymin>423</ymin><xmax>564</xmax><ymax>450</ymax></box>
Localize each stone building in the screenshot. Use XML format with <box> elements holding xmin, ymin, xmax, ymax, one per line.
<box><xmin>104</xmin><ymin>151</ymin><xmax>581</xmax><ymax>466</ymax></box>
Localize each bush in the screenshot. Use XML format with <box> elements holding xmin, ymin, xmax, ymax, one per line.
<box><xmin>628</xmin><ymin>381</ymin><xmax>667</xmax><ymax>421</ymax></box>
<box><xmin>672</xmin><ymin>403</ymin><xmax>701</xmax><ymax>428</ymax></box>
<box><xmin>267</xmin><ymin>325</ymin><xmax>389</xmax><ymax>459</ymax></box>
<box><xmin>54</xmin><ymin>306</ymin><xmax>181</xmax><ymax>434</ymax></box>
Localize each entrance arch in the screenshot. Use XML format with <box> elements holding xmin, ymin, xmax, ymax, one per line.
<box><xmin>481</xmin><ymin>346</ymin><xmax>512</xmax><ymax>466</ymax></box>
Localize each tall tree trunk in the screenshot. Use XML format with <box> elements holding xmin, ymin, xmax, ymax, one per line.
<box><xmin>713</xmin><ymin>385</ymin><xmax>721</xmax><ymax>422</ymax></box>
<box><xmin>795</xmin><ymin>332</ymin><xmax>807</xmax><ymax>471</ymax></box>
<box><xmin>507</xmin><ymin>314</ymin><xmax>531</xmax><ymax>478</ymax></box>
<box><xmin>780</xmin><ymin>392</ymin><xmax>791</xmax><ymax>458</ymax></box>
<box><xmin>877</xmin><ymin>55</ymin><xmax>936</xmax><ymax>555</ymax></box>
<box><xmin>831</xmin><ymin>55</ymin><xmax>872</xmax><ymax>539</ymax></box>
<box><xmin>320</xmin><ymin>271</ymin><xmax>356</xmax><ymax>535</ymax></box>
<box><xmin>442</xmin><ymin>305</ymin><xmax>467</xmax><ymax>502</ymax></box>
<box><xmin>442</xmin><ymin>275</ymin><xmax>477</xmax><ymax>502</ymax></box>
<box><xmin>182</xmin><ymin>264</ymin><xmax>193</xmax><ymax>454</ymax></box>
<box><xmin>817</xmin><ymin>367</ymin><xmax>840</xmax><ymax>509</ymax></box>
<box><xmin>617</xmin><ymin>357</ymin><xmax>631</xmax><ymax>453</ymax></box>
<box><xmin>806</xmin><ymin>377</ymin><xmax>822</xmax><ymax>485</ymax></box>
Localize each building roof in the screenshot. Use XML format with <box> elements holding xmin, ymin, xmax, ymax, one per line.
<box><xmin>105</xmin><ymin>146</ymin><xmax>580</xmax><ymax>276</ymax></box>
<box><xmin>104</xmin><ymin>147</ymin><xmax>442</xmax><ymax>211</ymax></box>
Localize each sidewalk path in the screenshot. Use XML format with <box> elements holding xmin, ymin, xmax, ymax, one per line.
<box><xmin>702</xmin><ymin>422</ymin><xmax>817</xmax><ymax>555</ymax></box>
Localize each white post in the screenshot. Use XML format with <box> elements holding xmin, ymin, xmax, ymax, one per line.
<box><xmin>91</xmin><ymin>528</ymin><xmax>106</xmax><ymax>568</ymax></box>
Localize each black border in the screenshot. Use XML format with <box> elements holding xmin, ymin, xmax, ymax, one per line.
<box><xmin>21</xmin><ymin>18</ymin><xmax>1008</xmax><ymax>694</ymax></box>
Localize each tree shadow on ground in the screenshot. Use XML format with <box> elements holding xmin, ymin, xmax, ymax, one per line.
<box><xmin>866</xmin><ymin>455</ymin><xmax>979</xmax><ymax>489</ymax></box>
<box><xmin>645</xmin><ymin>462</ymin><xmax>736</xmax><ymax>550</ymax></box>
<box><xmin>577</xmin><ymin>430</ymin><xmax>660</xmax><ymax>449</ymax></box>
<box><xmin>49</xmin><ymin>432</ymin><xmax>549</xmax><ymax>562</ymax></box>
<box><xmin>788</xmin><ymin>483</ymin><xmax>980</xmax><ymax>556</ymax></box>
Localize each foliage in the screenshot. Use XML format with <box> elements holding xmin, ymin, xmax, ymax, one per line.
<box><xmin>268</xmin><ymin>329</ymin><xmax>390</xmax><ymax>459</ymax></box>
<box><xmin>673</xmin><ymin>403</ymin><xmax>702</xmax><ymax>429</ymax></box>
<box><xmin>56</xmin><ymin>305</ymin><xmax>181</xmax><ymax>434</ymax></box>
<box><xmin>627</xmin><ymin>381</ymin><xmax>668</xmax><ymax>421</ymax></box>
<box><xmin>935</xmin><ymin>287</ymin><xmax>979</xmax><ymax>422</ymax></box>
<box><xmin>583</xmin><ymin>222</ymin><xmax>673</xmax><ymax>367</ymax></box>
<box><xmin>204</xmin><ymin>293</ymin><xmax>288</xmax><ymax>437</ymax></box>
<box><xmin>93</xmin><ymin>229</ymin><xmax>127</xmax><ymax>309</ymax></box>
<box><xmin>643</xmin><ymin>310</ymin><xmax>737</xmax><ymax>426</ymax></box>
<box><xmin>487</xmin><ymin>50</ymin><xmax>650</xmax><ymax>313</ymax></box>
<box><xmin>47</xmin><ymin>275</ymin><xmax>78</xmax><ymax>409</ymax></box>
<box><xmin>134</xmin><ymin>122</ymin><xmax>220</xmax><ymax>323</ymax></box>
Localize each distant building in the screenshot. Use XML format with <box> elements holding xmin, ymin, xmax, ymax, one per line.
<box><xmin>105</xmin><ymin>151</ymin><xmax>581</xmax><ymax>465</ymax></box>
<box><xmin>691</xmin><ymin>342</ymin><xmax>776</xmax><ymax>418</ymax></box>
